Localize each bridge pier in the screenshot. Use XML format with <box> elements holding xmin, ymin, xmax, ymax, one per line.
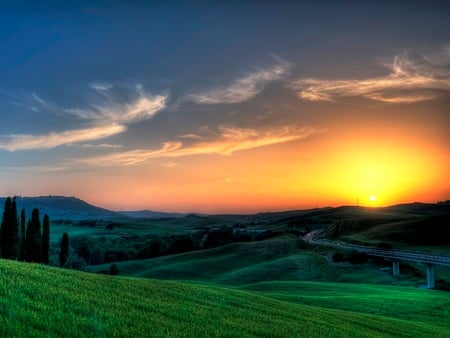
<box><xmin>426</xmin><ymin>264</ymin><xmax>435</xmax><ymax>289</ymax></box>
<box><xmin>392</xmin><ymin>260</ymin><xmax>400</xmax><ymax>276</ymax></box>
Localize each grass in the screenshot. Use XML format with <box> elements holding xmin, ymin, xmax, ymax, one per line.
<box><xmin>240</xmin><ymin>281</ymin><xmax>450</xmax><ymax>331</ymax></box>
<box><xmin>87</xmin><ymin>235</ymin><xmax>442</xmax><ymax>287</ymax></box>
<box><xmin>1</xmin><ymin>259</ymin><xmax>449</xmax><ymax>337</ymax></box>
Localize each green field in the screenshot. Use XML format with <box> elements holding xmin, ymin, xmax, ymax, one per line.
<box><xmin>1</xmin><ymin>259</ymin><xmax>449</xmax><ymax>337</ymax></box>
<box><xmin>87</xmin><ymin>235</ymin><xmax>440</xmax><ymax>287</ymax></box>
<box><xmin>6</xmin><ymin>200</ymin><xmax>449</xmax><ymax>336</ymax></box>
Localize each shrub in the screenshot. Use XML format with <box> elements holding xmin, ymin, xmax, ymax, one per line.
<box><xmin>109</xmin><ymin>264</ymin><xmax>120</xmax><ymax>275</ymax></box>
<box><xmin>63</xmin><ymin>255</ymin><xmax>87</xmax><ymax>271</ymax></box>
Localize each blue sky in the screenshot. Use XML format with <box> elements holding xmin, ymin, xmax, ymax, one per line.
<box><xmin>0</xmin><ymin>1</ymin><xmax>449</xmax><ymax>212</ymax></box>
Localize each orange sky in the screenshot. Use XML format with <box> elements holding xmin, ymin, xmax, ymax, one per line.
<box><xmin>1</xmin><ymin>3</ymin><xmax>449</xmax><ymax>213</ymax></box>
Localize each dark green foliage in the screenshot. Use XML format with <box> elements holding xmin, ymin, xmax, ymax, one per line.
<box><xmin>137</xmin><ymin>239</ymin><xmax>162</xmax><ymax>259</ymax></box>
<box><xmin>72</xmin><ymin>227</ymin><xmax>282</xmax><ymax>265</ymax></box>
<box><xmin>348</xmin><ymin>251</ymin><xmax>369</xmax><ymax>264</ymax></box>
<box><xmin>76</xmin><ymin>237</ymin><xmax>103</xmax><ymax>265</ymax></box>
<box><xmin>60</xmin><ymin>232</ymin><xmax>69</xmax><ymax>267</ymax></box>
<box><xmin>19</xmin><ymin>209</ymin><xmax>26</xmax><ymax>261</ymax></box>
<box><xmin>42</xmin><ymin>214</ymin><xmax>50</xmax><ymax>264</ymax></box>
<box><xmin>332</xmin><ymin>252</ymin><xmax>345</xmax><ymax>262</ymax></box>
<box><xmin>1</xmin><ymin>197</ymin><xmax>19</xmax><ymax>260</ymax></box>
<box><xmin>0</xmin><ymin>197</ymin><xmax>10</xmax><ymax>257</ymax></box>
<box><xmin>25</xmin><ymin>209</ymin><xmax>42</xmax><ymax>263</ymax></box>
<box><xmin>62</xmin><ymin>255</ymin><xmax>86</xmax><ymax>270</ymax></box>
<box><xmin>109</xmin><ymin>263</ymin><xmax>119</xmax><ymax>275</ymax></box>
<box><xmin>10</xmin><ymin>198</ymin><xmax>19</xmax><ymax>259</ymax></box>
<box><xmin>168</xmin><ymin>235</ymin><xmax>196</xmax><ymax>254</ymax></box>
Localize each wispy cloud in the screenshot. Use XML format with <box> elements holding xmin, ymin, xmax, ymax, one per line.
<box><xmin>188</xmin><ymin>62</ymin><xmax>290</xmax><ymax>104</ymax></box>
<box><xmin>291</xmin><ymin>48</ymin><xmax>450</xmax><ymax>103</ymax></box>
<box><xmin>1</xmin><ymin>88</ymin><xmax>167</xmax><ymax>151</ymax></box>
<box><xmin>76</xmin><ymin>125</ymin><xmax>320</xmax><ymax>166</ymax></box>
<box><xmin>0</xmin><ymin>164</ymin><xmax>69</xmax><ymax>173</ymax></box>
<box><xmin>0</xmin><ymin>124</ymin><xmax>126</xmax><ymax>151</ymax></box>
<box><xmin>89</xmin><ymin>81</ymin><xmax>113</xmax><ymax>92</ymax></box>
<box><xmin>97</xmin><ymin>95</ymin><xmax>167</xmax><ymax>124</ymax></box>
<box><xmin>66</xmin><ymin>143</ymin><xmax>123</xmax><ymax>149</ymax></box>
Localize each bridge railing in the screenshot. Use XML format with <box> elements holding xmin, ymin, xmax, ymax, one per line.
<box><xmin>311</xmin><ymin>237</ymin><xmax>450</xmax><ymax>267</ymax></box>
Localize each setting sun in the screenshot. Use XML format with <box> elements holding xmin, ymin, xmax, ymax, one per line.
<box><xmin>369</xmin><ymin>195</ymin><xmax>376</xmax><ymax>202</ymax></box>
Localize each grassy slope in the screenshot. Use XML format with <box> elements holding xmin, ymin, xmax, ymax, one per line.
<box><xmin>87</xmin><ymin>236</ymin><xmax>429</xmax><ymax>287</ymax></box>
<box><xmin>87</xmin><ymin>236</ymin><xmax>326</xmax><ymax>281</ymax></box>
<box><xmin>241</xmin><ymin>281</ymin><xmax>450</xmax><ymax>331</ymax></box>
<box><xmin>1</xmin><ymin>260</ymin><xmax>448</xmax><ymax>337</ymax></box>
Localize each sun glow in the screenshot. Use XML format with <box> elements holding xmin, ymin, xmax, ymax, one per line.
<box><xmin>317</xmin><ymin>131</ymin><xmax>449</xmax><ymax>208</ymax></box>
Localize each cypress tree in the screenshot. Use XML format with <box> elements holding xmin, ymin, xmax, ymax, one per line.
<box><xmin>0</xmin><ymin>197</ymin><xmax>11</xmax><ymax>258</ymax></box>
<box><xmin>42</xmin><ymin>214</ymin><xmax>50</xmax><ymax>264</ymax></box>
<box><xmin>10</xmin><ymin>197</ymin><xmax>19</xmax><ymax>259</ymax></box>
<box><xmin>19</xmin><ymin>208</ymin><xmax>26</xmax><ymax>261</ymax></box>
<box><xmin>59</xmin><ymin>232</ymin><xmax>69</xmax><ymax>267</ymax></box>
<box><xmin>0</xmin><ymin>197</ymin><xmax>20</xmax><ymax>260</ymax></box>
<box><xmin>25</xmin><ymin>208</ymin><xmax>42</xmax><ymax>263</ymax></box>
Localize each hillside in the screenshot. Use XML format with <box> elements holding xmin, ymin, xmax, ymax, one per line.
<box><xmin>322</xmin><ymin>202</ymin><xmax>450</xmax><ymax>248</ymax></box>
<box><xmin>1</xmin><ymin>260</ymin><xmax>449</xmax><ymax>337</ymax></box>
<box><xmin>86</xmin><ymin>236</ymin><xmax>446</xmax><ymax>287</ymax></box>
<box><xmin>0</xmin><ymin>196</ymin><xmax>122</xmax><ymax>221</ymax></box>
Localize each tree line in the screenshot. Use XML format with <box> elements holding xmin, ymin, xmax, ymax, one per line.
<box><xmin>0</xmin><ymin>197</ymin><xmax>69</xmax><ymax>267</ymax></box>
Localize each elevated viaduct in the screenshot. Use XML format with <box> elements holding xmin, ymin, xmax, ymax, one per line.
<box><xmin>305</xmin><ymin>232</ymin><xmax>450</xmax><ymax>288</ymax></box>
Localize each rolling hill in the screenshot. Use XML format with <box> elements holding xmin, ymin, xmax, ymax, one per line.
<box><xmin>1</xmin><ymin>259</ymin><xmax>449</xmax><ymax>337</ymax></box>
<box><xmin>86</xmin><ymin>235</ymin><xmax>438</xmax><ymax>287</ymax></box>
<box><xmin>0</xmin><ymin>196</ymin><xmax>122</xmax><ymax>221</ymax></box>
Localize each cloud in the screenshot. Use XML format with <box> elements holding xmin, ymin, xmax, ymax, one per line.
<box><xmin>71</xmin><ymin>94</ymin><xmax>167</xmax><ymax>124</ymax></box>
<box><xmin>188</xmin><ymin>63</ymin><xmax>290</xmax><ymax>104</ymax></box>
<box><xmin>66</xmin><ymin>143</ymin><xmax>123</xmax><ymax>149</ymax></box>
<box><xmin>76</xmin><ymin>125</ymin><xmax>320</xmax><ymax>166</ymax></box>
<box><xmin>0</xmin><ymin>164</ymin><xmax>69</xmax><ymax>173</ymax></box>
<box><xmin>292</xmin><ymin>49</ymin><xmax>450</xmax><ymax>103</ymax></box>
<box><xmin>1</xmin><ymin>90</ymin><xmax>167</xmax><ymax>151</ymax></box>
<box><xmin>0</xmin><ymin>124</ymin><xmax>126</xmax><ymax>151</ymax></box>
<box><xmin>113</xmin><ymin>95</ymin><xmax>167</xmax><ymax>124</ymax></box>
<box><xmin>78</xmin><ymin>142</ymin><xmax>183</xmax><ymax>166</ymax></box>
<box><xmin>89</xmin><ymin>82</ymin><xmax>113</xmax><ymax>92</ymax></box>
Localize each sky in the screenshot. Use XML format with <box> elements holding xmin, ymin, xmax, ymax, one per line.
<box><xmin>0</xmin><ymin>1</ymin><xmax>449</xmax><ymax>213</ymax></box>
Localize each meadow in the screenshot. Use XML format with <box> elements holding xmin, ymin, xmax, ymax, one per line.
<box><xmin>1</xmin><ymin>259</ymin><xmax>449</xmax><ymax>337</ymax></box>
<box><xmin>3</xmin><ymin>198</ymin><xmax>449</xmax><ymax>336</ymax></box>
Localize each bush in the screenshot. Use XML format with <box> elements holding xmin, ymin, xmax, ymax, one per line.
<box><xmin>109</xmin><ymin>264</ymin><xmax>120</xmax><ymax>276</ymax></box>
<box><xmin>63</xmin><ymin>255</ymin><xmax>87</xmax><ymax>271</ymax></box>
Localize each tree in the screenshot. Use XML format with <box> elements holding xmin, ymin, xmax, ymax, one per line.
<box><xmin>42</xmin><ymin>214</ymin><xmax>50</xmax><ymax>264</ymax></box>
<box><xmin>1</xmin><ymin>197</ymin><xmax>19</xmax><ymax>259</ymax></box>
<box><xmin>0</xmin><ymin>197</ymin><xmax>12</xmax><ymax>259</ymax></box>
<box><xmin>60</xmin><ymin>232</ymin><xmax>69</xmax><ymax>267</ymax></box>
<box><xmin>25</xmin><ymin>208</ymin><xmax>42</xmax><ymax>263</ymax></box>
<box><xmin>10</xmin><ymin>198</ymin><xmax>19</xmax><ymax>258</ymax></box>
<box><xmin>19</xmin><ymin>208</ymin><xmax>26</xmax><ymax>261</ymax></box>
<box><xmin>109</xmin><ymin>263</ymin><xmax>119</xmax><ymax>275</ymax></box>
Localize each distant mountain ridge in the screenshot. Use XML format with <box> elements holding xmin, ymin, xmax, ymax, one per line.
<box><xmin>0</xmin><ymin>196</ymin><xmax>121</xmax><ymax>221</ymax></box>
<box><xmin>0</xmin><ymin>196</ymin><xmax>447</xmax><ymax>222</ymax></box>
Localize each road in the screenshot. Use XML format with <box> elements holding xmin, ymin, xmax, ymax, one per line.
<box><xmin>304</xmin><ymin>231</ymin><xmax>450</xmax><ymax>267</ymax></box>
